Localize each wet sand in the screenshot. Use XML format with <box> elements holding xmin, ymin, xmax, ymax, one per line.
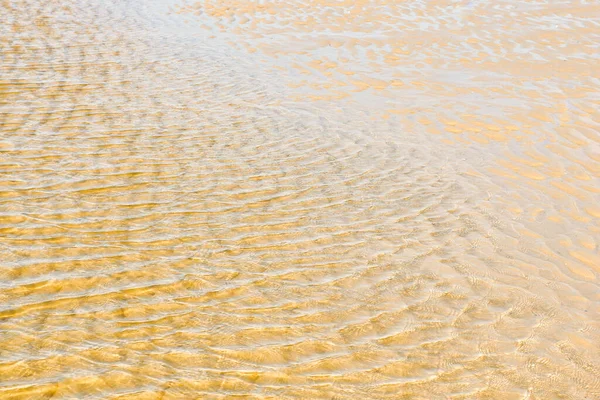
<box><xmin>1</xmin><ymin>0</ymin><xmax>599</xmax><ymax>399</ymax></box>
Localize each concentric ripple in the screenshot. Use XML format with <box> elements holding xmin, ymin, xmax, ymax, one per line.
<box><xmin>1</xmin><ymin>0</ymin><xmax>599</xmax><ymax>399</ymax></box>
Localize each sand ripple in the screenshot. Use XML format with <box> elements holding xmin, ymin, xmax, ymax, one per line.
<box><xmin>1</xmin><ymin>0</ymin><xmax>599</xmax><ymax>399</ymax></box>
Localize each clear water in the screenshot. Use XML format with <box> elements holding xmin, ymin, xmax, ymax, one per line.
<box><xmin>1</xmin><ymin>0</ymin><xmax>599</xmax><ymax>398</ymax></box>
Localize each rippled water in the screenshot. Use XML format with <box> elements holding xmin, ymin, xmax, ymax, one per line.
<box><xmin>1</xmin><ymin>0</ymin><xmax>599</xmax><ymax>399</ymax></box>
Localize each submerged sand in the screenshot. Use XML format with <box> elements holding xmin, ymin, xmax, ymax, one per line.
<box><xmin>1</xmin><ymin>0</ymin><xmax>599</xmax><ymax>399</ymax></box>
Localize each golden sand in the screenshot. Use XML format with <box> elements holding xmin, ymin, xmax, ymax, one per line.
<box><xmin>1</xmin><ymin>0</ymin><xmax>599</xmax><ymax>399</ymax></box>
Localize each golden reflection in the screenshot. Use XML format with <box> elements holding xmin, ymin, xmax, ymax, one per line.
<box><xmin>1</xmin><ymin>0</ymin><xmax>599</xmax><ymax>399</ymax></box>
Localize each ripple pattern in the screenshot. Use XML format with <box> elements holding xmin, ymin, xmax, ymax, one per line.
<box><xmin>1</xmin><ymin>0</ymin><xmax>599</xmax><ymax>399</ymax></box>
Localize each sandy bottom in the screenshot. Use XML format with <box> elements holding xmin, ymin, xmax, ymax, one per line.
<box><xmin>1</xmin><ymin>0</ymin><xmax>599</xmax><ymax>399</ymax></box>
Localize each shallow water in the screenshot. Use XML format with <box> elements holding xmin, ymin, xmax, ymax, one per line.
<box><xmin>1</xmin><ymin>0</ymin><xmax>599</xmax><ymax>399</ymax></box>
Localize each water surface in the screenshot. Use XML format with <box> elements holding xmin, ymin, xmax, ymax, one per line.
<box><xmin>1</xmin><ymin>0</ymin><xmax>599</xmax><ymax>399</ymax></box>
